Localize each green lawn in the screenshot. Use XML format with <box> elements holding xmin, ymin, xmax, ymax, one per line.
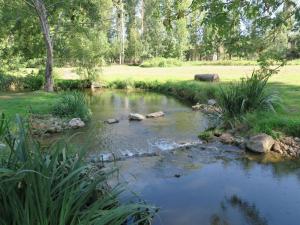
<box><xmin>1</xmin><ymin>64</ymin><xmax>300</xmax><ymax>136</ymax></box>
<box><xmin>0</xmin><ymin>91</ymin><xmax>58</xmax><ymax>119</ymax></box>
<box><xmin>97</xmin><ymin>65</ymin><xmax>300</xmax><ymax>136</ymax></box>
<box><xmin>98</xmin><ymin>65</ymin><xmax>300</xmax><ymax>117</ymax></box>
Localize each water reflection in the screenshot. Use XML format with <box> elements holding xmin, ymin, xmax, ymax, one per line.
<box><xmin>86</xmin><ymin>90</ymin><xmax>209</xmax><ymax>155</ymax></box>
<box><xmin>46</xmin><ymin>90</ymin><xmax>300</xmax><ymax>225</ymax></box>
<box><xmin>110</xmin><ymin>145</ymin><xmax>300</xmax><ymax>225</ymax></box>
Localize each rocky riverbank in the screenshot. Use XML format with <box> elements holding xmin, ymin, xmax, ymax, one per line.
<box><xmin>193</xmin><ymin>100</ymin><xmax>300</xmax><ymax>159</ymax></box>
<box><xmin>208</xmin><ymin>131</ymin><xmax>300</xmax><ymax>159</ymax></box>
<box><xmin>29</xmin><ymin>115</ymin><xmax>85</xmax><ymax>136</ymax></box>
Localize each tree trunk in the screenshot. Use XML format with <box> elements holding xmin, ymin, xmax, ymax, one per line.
<box><xmin>33</xmin><ymin>0</ymin><xmax>54</xmax><ymax>92</ymax></box>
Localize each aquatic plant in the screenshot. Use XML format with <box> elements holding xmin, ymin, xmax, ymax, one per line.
<box><xmin>218</xmin><ymin>70</ymin><xmax>281</xmax><ymax>118</ymax></box>
<box><xmin>0</xmin><ymin>114</ymin><xmax>155</xmax><ymax>225</ymax></box>
<box><xmin>52</xmin><ymin>91</ymin><xmax>92</xmax><ymax>121</ymax></box>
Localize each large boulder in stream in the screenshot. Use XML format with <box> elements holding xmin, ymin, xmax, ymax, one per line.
<box><xmin>129</xmin><ymin>113</ymin><xmax>145</xmax><ymax>121</ymax></box>
<box><xmin>246</xmin><ymin>133</ymin><xmax>275</xmax><ymax>153</ymax></box>
<box><xmin>195</xmin><ymin>74</ymin><xmax>220</xmax><ymax>82</ymax></box>
<box><xmin>68</xmin><ymin>118</ymin><xmax>85</xmax><ymax>129</ymax></box>
<box><xmin>146</xmin><ymin>111</ymin><xmax>165</xmax><ymax>118</ymax></box>
<box><xmin>105</xmin><ymin>118</ymin><xmax>119</xmax><ymax>124</ymax></box>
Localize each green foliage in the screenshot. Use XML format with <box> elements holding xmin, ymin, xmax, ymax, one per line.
<box><xmin>107</xmin><ymin>79</ymin><xmax>133</xmax><ymax>89</ymax></box>
<box><xmin>246</xmin><ymin>112</ymin><xmax>300</xmax><ymax>138</ymax></box>
<box><xmin>0</xmin><ymin>73</ymin><xmax>18</xmax><ymax>91</ymax></box>
<box><xmin>55</xmin><ymin>79</ymin><xmax>92</xmax><ymax>91</ymax></box>
<box><xmin>187</xmin><ymin>60</ymin><xmax>259</xmax><ymax>66</ymax></box>
<box><xmin>52</xmin><ymin>92</ymin><xmax>92</xmax><ymax>121</ymax></box>
<box><xmin>133</xmin><ymin>80</ymin><xmax>218</xmax><ymax>103</ymax></box>
<box><xmin>22</xmin><ymin>71</ymin><xmax>44</xmax><ymax>91</ymax></box>
<box><xmin>219</xmin><ymin>70</ymin><xmax>281</xmax><ymax>118</ymax></box>
<box><xmin>0</xmin><ymin>115</ymin><xmax>155</xmax><ymax>225</ymax></box>
<box><xmin>0</xmin><ymin>72</ymin><xmax>43</xmax><ymax>91</ymax></box>
<box><xmin>140</xmin><ymin>57</ymin><xmax>183</xmax><ymax>67</ymax></box>
<box><xmin>198</xmin><ymin>130</ymin><xmax>214</xmax><ymax>142</ymax></box>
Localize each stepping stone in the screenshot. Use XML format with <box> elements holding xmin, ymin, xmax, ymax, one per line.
<box><xmin>129</xmin><ymin>113</ymin><xmax>145</xmax><ymax>121</ymax></box>
<box><xmin>105</xmin><ymin>118</ymin><xmax>119</xmax><ymax>124</ymax></box>
<box><xmin>146</xmin><ymin>111</ymin><xmax>165</xmax><ymax>118</ymax></box>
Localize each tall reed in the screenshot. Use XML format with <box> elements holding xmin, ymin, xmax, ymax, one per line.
<box><xmin>0</xmin><ymin>114</ymin><xmax>155</xmax><ymax>225</ymax></box>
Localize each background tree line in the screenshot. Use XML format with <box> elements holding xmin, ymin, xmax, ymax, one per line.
<box><xmin>0</xmin><ymin>0</ymin><xmax>299</xmax><ymax>91</ymax></box>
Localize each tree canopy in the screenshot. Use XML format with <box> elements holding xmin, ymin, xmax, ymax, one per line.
<box><xmin>0</xmin><ymin>0</ymin><xmax>299</xmax><ymax>90</ymax></box>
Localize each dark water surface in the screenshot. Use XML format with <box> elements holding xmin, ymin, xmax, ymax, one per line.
<box><xmin>68</xmin><ymin>90</ymin><xmax>300</xmax><ymax>225</ymax></box>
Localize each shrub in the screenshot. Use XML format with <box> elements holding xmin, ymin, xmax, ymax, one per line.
<box><xmin>218</xmin><ymin>70</ymin><xmax>281</xmax><ymax>118</ymax></box>
<box><xmin>188</xmin><ymin>60</ymin><xmax>259</xmax><ymax>66</ymax></box>
<box><xmin>140</xmin><ymin>57</ymin><xmax>183</xmax><ymax>67</ymax></box>
<box><xmin>22</xmin><ymin>71</ymin><xmax>44</xmax><ymax>91</ymax></box>
<box><xmin>0</xmin><ymin>73</ymin><xmax>17</xmax><ymax>91</ymax></box>
<box><xmin>108</xmin><ymin>79</ymin><xmax>133</xmax><ymax>89</ymax></box>
<box><xmin>52</xmin><ymin>91</ymin><xmax>92</xmax><ymax>121</ymax></box>
<box><xmin>0</xmin><ymin>115</ymin><xmax>155</xmax><ymax>225</ymax></box>
<box><xmin>133</xmin><ymin>80</ymin><xmax>218</xmax><ymax>103</ymax></box>
<box><xmin>0</xmin><ymin>71</ymin><xmax>43</xmax><ymax>91</ymax></box>
<box><xmin>55</xmin><ymin>79</ymin><xmax>92</xmax><ymax>91</ymax></box>
<box><xmin>198</xmin><ymin>130</ymin><xmax>214</xmax><ymax>142</ymax></box>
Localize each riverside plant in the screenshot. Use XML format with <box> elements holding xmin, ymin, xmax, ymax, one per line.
<box><xmin>218</xmin><ymin>70</ymin><xmax>281</xmax><ymax>119</ymax></box>
<box><xmin>0</xmin><ymin>114</ymin><xmax>156</xmax><ymax>225</ymax></box>
<box><xmin>52</xmin><ymin>91</ymin><xmax>92</xmax><ymax>121</ymax></box>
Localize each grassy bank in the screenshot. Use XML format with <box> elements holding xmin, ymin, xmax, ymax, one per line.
<box><xmin>98</xmin><ymin>65</ymin><xmax>300</xmax><ymax>137</ymax></box>
<box><xmin>0</xmin><ymin>91</ymin><xmax>58</xmax><ymax>118</ymax></box>
<box><xmin>1</xmin><ymin>65</ymin><xmax>300</xmax><ymax>137</ymax></box>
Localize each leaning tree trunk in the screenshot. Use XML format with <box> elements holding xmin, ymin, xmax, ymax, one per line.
<box><xmin>33</xmin><ymin>0</ymin><xmax>54</xmax><ymax>92</ymax></box>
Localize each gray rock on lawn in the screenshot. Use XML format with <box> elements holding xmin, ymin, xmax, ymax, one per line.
<box><xmin>246</xmin><ymin>133</ymin><xmax>275</xmax><ymax>153</ymax></box>
<box><xmin>207</xmin><ymin>99</ymin><xmax>217</xmax><ymax>106</ymax></box>
<box><xmin>146</xmin><ymin>111</ymin><xmax>165</xmax><ymax>118</ymax></box>
<box><xmin>194</xmin><ymin>74</ymin><xmax>220</xmax><ymax>82</ymax></box>
<box><xmin>105</xmin><ymin>118</ymin><xmax>119</xmax><ymax>124</ymax></box>
<box><xmin>129</xmin><ymin>113</ymin><xmax>145</xmax><ymax>121</ymax></box>
<box><xmin>69</xmin><ymin>118</ymin><xmax>85</xmax><ymax>129</ymax></box>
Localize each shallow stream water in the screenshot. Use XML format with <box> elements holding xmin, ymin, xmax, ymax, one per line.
<box><xmin>62</xmin><ymin>90</ymin><xmax>300</xmax><ymax>225</ymax></box>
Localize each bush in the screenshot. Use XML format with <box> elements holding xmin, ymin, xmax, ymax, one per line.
<box><xmin>187</xmin><ymin>60</ymin><xmax>258</xmax><ymax>66</ymax></box>
<box><xmin>0</xmin><ymin>73</ymin><xmax>17</xmax><ymax>91</ymax></box>
<box><xmin>0</xmin><ymin>115</ymin><xmax>155</xmax><ymax>225</ymax></box>
<box><xmin>52</xmin><ymin>91</ymin><xmax>92</xmax><ymax>121</ymax></box>
<box><xmin>140</xmin><ymin>57</ymin><xmax>183</xmax><ymax>67</ymax></box>
<box><xmin>107</xmin><ymin>79</ymin><xmax>133</xmax><ymax>89</ymax></box>
<box><xmin>133</xmin><ymin>80</ymin><xmax>218</xmax><ymax>103</ymax></box>
<box><xmin>55</xmin><ymin>79</ymin><xmax>92</xmax><ymax>90</ymax></box>
<box><xmin>198</xmin><ymin>130</ymin><xmax>214</xmax><ymax>142</ymax></box>
<box><xmin>218</xmin><ymin>70</ymin><xmax>281</xmax><ymax>118</ymax></box>
<box><xmin>22</xmin><ymin>71</ymin><xmax>44</xmax><ymax>91</ymax></box>
<box><xmin>0</xmin><ymin>71</ymin><xmax>43</xmax><ymax>91</ymax></box>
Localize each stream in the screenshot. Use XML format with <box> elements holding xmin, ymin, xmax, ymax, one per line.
<box><xmin>62</xmin><ymin>90</ymin><xmax>300</xmax><ymax>225</ymax></box>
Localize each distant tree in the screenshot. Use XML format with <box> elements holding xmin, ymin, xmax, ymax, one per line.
<box><xmin>0</xmin><ymin>0</ymin><xmax>113</xmax><ymax>91</ymax></box>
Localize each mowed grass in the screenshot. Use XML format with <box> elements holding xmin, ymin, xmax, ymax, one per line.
<box><xmin>0</xmin><ymin>91</ymin><xmax>58</xmax><ymax>118</ymax></box>
<box><xmin>97</xmin><ymin>65</ymin><xmax>300</xmax><ymax>136</ymax></box>
<box><xmin>1</xmin><ymin>64</ymin><xmax>300</xmax><ymax>136</ymax></box>
<box><xmin>50</xmin><ymin>65</ymin><xmax>300</xmax><ymax>119</ymax></box>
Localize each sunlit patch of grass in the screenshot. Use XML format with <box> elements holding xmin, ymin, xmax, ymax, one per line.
<box><xmin>0</xmin><ymin>91</ymin><xmax>58</xmax><ymax>118</ymax></box>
